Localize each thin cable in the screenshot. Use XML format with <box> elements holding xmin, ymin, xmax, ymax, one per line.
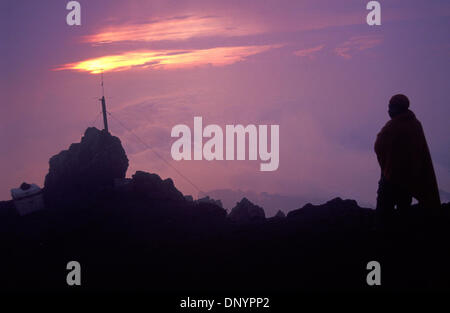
<box><xmin>107</xmin><ymin>111</ymin><xmax>205</xmax><ymax>195</ymax></box>
<box><xmin>87</xmin><ymin>111</ymin><xmax>102</xmax><ymax>129</ymax></box>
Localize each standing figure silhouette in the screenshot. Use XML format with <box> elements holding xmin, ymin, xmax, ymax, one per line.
<box><xmin>374</xmin><ymin>94</ymin><xmax>441</xmax><ymax>228</ymax></box>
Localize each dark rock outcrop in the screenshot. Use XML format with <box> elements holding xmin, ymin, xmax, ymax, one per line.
<box><xmin>287</xmin><ymin>197</ymin><xmax>363</xmax><ymax>219</ymax></box>
<box><xmin>228</xmin><ymin>197</ymin><xmax>265</xmax><ymax>223</ymax></box>
<box><xmin>44</xmin><ymin>127</ymin><xmax>128</xmax><ymax>208</ymax></box>
<box><xmin>286</xmin><ymin>197</ymin><xmax>372</xmax><ymax>229</ymax></box>
<box><xmin>266</xmin><ymin>209</ymin><xmax>286</xmax><ymax>222</ymax></box>
<box><xmin>129</xmin><ymin>171</ymin><xmax>185</xmax><ymax>202</ymax></box>
<box><xmin>274</xmin><ymin>210</ymin><xmax>286</xmax><ymax>218</ymax></box>
<box><xmin>196</xmin><ymin>195</ymin><xmax>223</xmax><ymax>208</ymax></box>
<box><xmin>191</xmin><ymin>201</ymin><xmax>228</xmax><ymax>224</ymax></box>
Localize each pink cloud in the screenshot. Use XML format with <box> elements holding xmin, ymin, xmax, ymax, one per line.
<box><xmin>293</xmin><ymin>44</ymin><xmax>325</xmax><ymax>59</ymax></box>
<box><xmin>335</xmin><ymin>35</ymin><xmax>383</xmax><ymax>59</ymax></box>
<box><xmin>55</xmin><ymin>45</ymin><xmax>280</xmax><ymax>74</ymax></box>
<box><xmin>83</xmin><ymin>15</ymin><xmax>265</xmax><ymax>44</ymax></box>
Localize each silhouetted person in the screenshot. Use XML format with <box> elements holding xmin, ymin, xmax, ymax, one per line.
<box><xmin>374</xmin><ymin>94</ymin><xmax>440</xmax><ymax>228</ymax></box>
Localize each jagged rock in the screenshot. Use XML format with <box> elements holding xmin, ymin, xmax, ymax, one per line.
<box><xmin>267</xmin><ymin>209</ymin><xmax>286</xmax><ymax>222</ymax></box>
<box><xmin>196</xmin><ymin>196</ymin><xmax>223</xmax><ymax>208</ymax></box>
<box><xmin>130</xmin><ymin>171</ymin><xmax>185</xmax><ymax>201</ymax></box>
<box><xmin>285</xmin><ymin>197</ymin><xmax>373</xmax><ymax>229</ymax></box>
<box><xmin>274</xmin><ymin>210</ymin><xmax>286</xmax><ymax>219</ymax></box>
<box><xmin>323</xmin><ymin>197</ymin><xmax>359</xmax><ymax>210</ymax></box>
<box><xmin>192</xmin><ymin>201</ymin><xmax>227</xmax><ymax>224</ymax></box>
<box><xmin>287</xmin><ymin>197</ymin><xmax>361</xmax><ymax>219</ymax></box>
<box><xmin>228</xmin><ymin>197</ymin><xmax>265</xmax><ymax>223</ymax></box>
<box><xmin>44</xmin><ymin>127</ymin><xmax>128</xmax><ymax>207</ymax></box>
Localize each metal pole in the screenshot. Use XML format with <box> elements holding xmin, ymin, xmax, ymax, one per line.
<box><xmin>101</xmin><ymin>96</ymin><xmax>109</xmax><ymax>132</ymax></box>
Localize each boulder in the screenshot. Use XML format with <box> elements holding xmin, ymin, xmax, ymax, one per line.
<box><xmin>196</xmin><ymin>196</ymin><xmax>223</xmax><ymax>208</ymax></box>
<box><xmin>130</xmin><ymin>171</ymin><xmax>185</xmax><ymax>201</ymax></box>
<box><xmin>44</xmin><ymin>127</ymin><xmax>128</xmax><ymax>207</ymax></box>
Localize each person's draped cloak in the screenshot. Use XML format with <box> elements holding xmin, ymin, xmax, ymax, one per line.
<box><xmin>374</xmin><ymin>110</ymin><xmax>441</xmax><ymax>209</ymax></box>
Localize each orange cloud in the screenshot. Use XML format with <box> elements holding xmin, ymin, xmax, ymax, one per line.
<box><xmin>335</xmin><ymin>35</ymin><xmax>383</xmax><ymax>59</ymax></box>
<box><xmin>56</xmin><ymin>45</ymin><xmax>279</xmax><ymax>74</ymax></box>
<box><xmin>293</xmin><ymin>44</ymin><xmax>325</xmax><ymax>59</ymax></box>
<box><xmin>84</xmin><ymin>15</ymin><xmax>264</xmax><ymax>44</ymax></box>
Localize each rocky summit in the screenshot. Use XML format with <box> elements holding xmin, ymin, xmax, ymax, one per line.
<box><xmin>44</xmin><ymin>127</ymin><xmax>128</xmax><ymax>208</ymax></box>
<box><xmin>228</xmin><ymin>197</ymin><xmax>266</xmax><ymax>223</ymax></box>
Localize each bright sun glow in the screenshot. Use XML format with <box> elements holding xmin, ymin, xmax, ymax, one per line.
<box><xmin>56</xmin><ymin>45</ymin><xmax>278</xmax><ymax>74</ymax></box>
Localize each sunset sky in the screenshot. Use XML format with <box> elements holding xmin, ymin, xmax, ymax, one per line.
<box><xmin>1</xmin><ymin>0</ymin><xmax>449</xmax><ymax>210</ymax></box>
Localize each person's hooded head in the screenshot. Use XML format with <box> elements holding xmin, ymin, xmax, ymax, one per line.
<box><xmin>388</xmin><ymin>94</ymin><xmax>409</xmax><ymax>118</ymax></box>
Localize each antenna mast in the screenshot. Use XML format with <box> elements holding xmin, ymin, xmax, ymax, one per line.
<box><xmin>100</xmin><ymin>71</ymin><xmax>109</xmax><ymax>133</ymax></box>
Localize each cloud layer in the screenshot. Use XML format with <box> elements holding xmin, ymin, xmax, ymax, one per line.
<box><xmin>56</xmin><ymin>45</ymin><xmax>279</xmax><ymax>73</ymax></box>
<box><xmin>83</xmin><ymin>15</ymin><xmax>265</xmax><ymax>44</ymax></box>
<box><xmin>334</xmin><ymin>35</ymin><xmax>383</xmax><ymax>59</ymax></box>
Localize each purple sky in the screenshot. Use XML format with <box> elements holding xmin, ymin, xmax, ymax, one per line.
<box><xmin>1</xmin><ymin>0</ymin><xmax>449</xmax><ymax>209</ymax></box>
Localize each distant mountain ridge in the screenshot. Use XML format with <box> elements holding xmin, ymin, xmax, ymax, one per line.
<box><xmin>199</xmin><ymin>189</ymin><xmax>329</xmax><ymax>217</ymax></box>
